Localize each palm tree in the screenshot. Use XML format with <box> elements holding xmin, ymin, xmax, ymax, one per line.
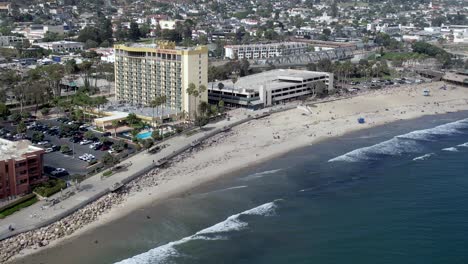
<box><xmin>186</xmin><ymin>82</ymin><xmax>199</xmax><ymax>118</ymax></box>
<box><xmin>112</xmin><ymin>120</ymin><xmax>119</xmax><ymax>137</ymax></box>
<box><xmin>149</xmin><ymin>96</ymin><xmax>163</xmax><ymax>127</ymax></box>
<box><xmin>231</xmin><ymin>76</ymin><xmax>238</xmax><ymax>107</ymax></box>
<box><xmin>159</xmin><ymin>95</ymin><xmax>167</xmax><ymax>122</ymax></box>
<box><xmin>198</xmin><ymin>84</ymin><xmax>207</xmax><ymax>106</ymax></box>
<box><xmin>217</xmin><ymin>82</ymin><xmax>224</xmax><ymax>102</ymax></box>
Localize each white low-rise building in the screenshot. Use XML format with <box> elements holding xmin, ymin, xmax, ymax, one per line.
<box><xmin>208</xmin><ymin>69</ymin><xmax>334</xmax><ymax>108</ymax></box>
<box><xmin>453</xmin><ymin>29</ymin><xmax>468</xmax><ymax>43</ymax></box>
<box><xmin>13</xmin><ymin>24</ymin><xmax>65</xmax><ymax>41</ymax></box>
<box><xmin>0</xmin><ymin>35</ymin><xmax>25</xmax><ymax>47</ymax></box>
<box><xmin>224</xmin><ymin>42</ymin><xmax>309</xmax><ymax>60</ymax></box>
<box><xmin>34</xmin><ymin>41</ymin><xmax>84</xmax><ymax>53</ymax></box>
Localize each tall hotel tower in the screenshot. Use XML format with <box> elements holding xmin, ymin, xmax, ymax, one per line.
<box><xmin>114</xmin><ymin>42</ymin><xmax>208</xmax><ymax>117</ymax></box>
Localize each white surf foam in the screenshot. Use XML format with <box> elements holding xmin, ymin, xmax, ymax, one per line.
<box><xmin>114</xmin><ymin>200</ymin><xmax>280</xmax><ymax>264</ymax></box>
<box><xmin>329</xmin><ymin>137</ymin><xmax>420</xmax><ymax>162</ymax></box>
<box><xmin>442</xmin><ymin>147</ymin><xmax>458</xmax><ymax>152</ymax></box>
<box><xmin>457</xmin><ymin>142</ymin><xmax>468</xmax><ymax>147</ymax></box>
<box><xmin>413</xmin><ymin>153</ymin><xmax>435</xmax><ymax>161</ymax></box>
<box><xmin>329</xmin><ymin>118</ymin><xmax>468</xmax><ymax>162</ymax></box>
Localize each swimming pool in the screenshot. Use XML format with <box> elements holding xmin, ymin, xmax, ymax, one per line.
<box><xmin>136</xmin><ymin>131</ymin><xmax>152</xmax><ymax>139</ymax></box>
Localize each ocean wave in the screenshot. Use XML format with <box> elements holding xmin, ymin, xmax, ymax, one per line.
<box><xmin>442</xmin><ymin>147</ymin><xmax>458</xmax><ymax>152</ymax></box>
<box><xmin>329</xmin><ymin>137</ymin><xmax>420</xmax><ymax>162</ymax></box>
<box><xmin>114</xmin><ymin>200</ymin><xmax>280</xmax><ymax>264</ymax></box>
<box><xmin>397</xmin><ymin>118</ymin><xmax>468</xmax><ymax>141</ymax></box>
<box><xmin>413</xmin><ymin>153</ymin><xmax>435</xmax><ymax>161</ymax></box>
<box><xmin>241</xmin><ymin>169</ymin><xmax>282</xmax><ymax>181</ymax></box>
<box><xmin>457</xmin><ymin>142</ymin><xmax>468</xmax><ymax>147</ymax></box>
<box><xmin>329</xmin><ymin>118</ymin><xmax>468</xmax><ymax>163</ymax></box>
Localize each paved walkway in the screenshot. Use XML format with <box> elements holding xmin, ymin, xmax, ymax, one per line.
<box><xmin>0</xmin><ymin>105</ymin><xmax>293</xmax><ymax>240</ymax></box>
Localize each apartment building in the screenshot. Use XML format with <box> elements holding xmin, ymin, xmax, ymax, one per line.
<box><xmin>114</xmin><ymin>42</ymin><xmax>208</xmax><ymax>117</ymax></box>
<box><xmin>34</xmin><ymin>41</ymin><xmax>84</xmax><ymax>53</ymax></box>
<box><xmin>0</xmin><ymin>139</ymin><xmax>46</xmax><ymax>200</ymax></box>
<box><xmin>224</xmin><ymin>42</ymin><xmax>309</xmax><ymax>60</ymax></box>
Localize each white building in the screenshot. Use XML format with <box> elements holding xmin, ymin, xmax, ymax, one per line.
<box><xmin>12</xmin><ymin>24</ymin><xmax>65</xmax><ymax>41</ymax></box>
<box><xmin>208</xmin><ymin>69</ymin><xmax>334</xmax><ymax>108</ymax></box>
<box><xmin>94</xmin><ymin>48</ymin><xmax>115</xmax><ymax>63</ymax></box>
<box><xmin>34</xmin><ymin>41</ymin><xmax>84</xmax><ymax>53</ymax></box>
<box><xmin>453</xmin><ymin>29</ymin><xmax>468</xmax><ymax>43</ymax></box>
<box><xmin>158</xmin><ymin>20</ymin><xmax>182</xmax><ymax>30</ymax></box>
<box><xmin>224</xmin><ymin>42</ymin><xmax>309</xmax><ymax>60</ymax></box>
<box><xmin>0</xmin><ymin>35</ymin><xmax>25</xmax><ymax>47</ymax></box>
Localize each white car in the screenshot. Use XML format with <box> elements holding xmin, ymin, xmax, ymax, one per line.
<box><xmin>51</xmin><ymin>168</ymin><xmax>67</xmax><ymax>176</ymax></box>
<box><xmin>80</xmin><ymin>140</ymin><xmax>92</xmax><ymax>145</ymax></box>
<box><xmin>45</xmin><ymin>148</ymin><xmax>54</xmax><ymax>153</ymax></box>
<box><xmin>37</xmin><ymin>141</ymin><xmax>50</xmax><ymax>145</ymax></box>
<box><xmin>79</xmin><ymin>153</ymin><xmax>95</xmax><ymax>161</ymax></box>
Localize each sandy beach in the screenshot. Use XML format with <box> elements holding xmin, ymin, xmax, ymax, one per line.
<box><xmin>8</xmin><ymin>81</ymin><xmax>468</xmax><ymax>263</ymax></box>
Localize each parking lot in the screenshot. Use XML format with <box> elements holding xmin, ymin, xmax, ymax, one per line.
<box><xmin>345</xmin><ymin>77</ymin><xmax>432</xmax><ymax>92</ymax></box>
<box><xmin>0</xmin><ymin>117</ymin><xmax>135</xmax><ymax>179</ymax></box>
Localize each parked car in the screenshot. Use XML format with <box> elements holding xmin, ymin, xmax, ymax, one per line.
<box><xmin>37</xmin><ymin>140</ymin><xmax>50</xmax><ymax>145</ymax></box>
<box><xmin>79</xmin><ymin>153</ymin><xmax>96</xmax><ymax>162</ymax></box>
<box><xmin>102</xmin><ymin>132</ymin><xmax>111</xmax><ymax>137</ymax></box>
<box><xmin>80</xmin><ymin>139</ymin><xmax>93</xmax><ymax>145</ymax></box>
<box><xmin>45</xmin><ymin>148</ymin><xmax>54</xmax><ymax>153</ymax></box>
<box><xmin>69</xmin><ymin>137</ymin><xmax>81</xmax><ymax>143</ymax></box>
<box><xmin>51</xmin><ymin>145</ymin><xmax>60</xmax><ymax>151</ymax></box>
<box><xmin>89</xmin><ymin>142</ymin><xmax>102</xmax><ymax>149</ymax></box>
<box><xmin>51</xmin><ymin>168</ymin><xmax>68</xmax><ymax>176</ymax></box>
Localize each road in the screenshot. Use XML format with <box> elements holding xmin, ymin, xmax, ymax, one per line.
<box><xmin>0</xmin><ymin>105</ymin><xmax>293</xmax><ymax>240</ymax></box>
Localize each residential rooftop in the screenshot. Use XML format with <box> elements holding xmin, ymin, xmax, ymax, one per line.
<box><xmin>0</xmin><ymin>138</ymin><xmax>43</xmax><ymax>161</ymax></box>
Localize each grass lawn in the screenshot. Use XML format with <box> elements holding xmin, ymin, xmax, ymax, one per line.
<box><xmin>0</xmin><ymin>195</ymin><xmax>38</xmax><ymax>219</ymax></box>
<box><xmin>380</xmin><ymin>52</ymin><xmax>428</xmax><ymax>61</ymax></box>
<box><xmin>33</xmin><ymin>178</ymin><xmax>67</xmax><ymax>198</ymax></box>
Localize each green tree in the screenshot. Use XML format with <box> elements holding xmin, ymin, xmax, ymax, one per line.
<box><xmin>198</xmin><ymin>101</ymin><xmax>210</xmax><ymax>117</ymax></box>
<box><xmin>16</xmin><ymin>121</ymin><xmax>26</xmax><ymax>134</ymax></box>
<box><xmin>101</xmin><ymin>153</ymin><xmax>116</xmax><ymax>166</ymax></box>
<box><xmin>60</xmin><ymin>145</ymin><xmax>70</xmax><ymax>153</ymax></box>
<box><xmin>186</xmin><ymin>82</ymin><xmax>200</xmax><ymax>118</ymax></box>
<box><xmin>84</xmin><ymin>131</ymin><xmax>95</xmax><ymax>140</ymax></box>
<box><xmin>32</xmin><ymin>131</ymin><xmax>45</xmax><ymax>143</ymax></box>
<box><xmin>218</xmin><ymin>100</ymin><xmax>225</xmax><ymax>113</ymax></box>
<box><xmin>151</xmin><ymin>130</ymin><xmax>162</xmax><ymax>141</ymax></box>
<box><xmin>112</xmin><ymin>120</ymin><xmax>119</xmax><ymax>137</ymax></box>
<box><xmin>0</xmin><ymin>103</ymin><xmax>10</xmax><ymax>119</ymax></box>
<box><xmin>331</xmin><ymin>1</ymin><xmax>338</xmax><ymax>17</ymax></box>
<box><xmin>129</xmin><ymin>21</ymin><xmax>141</xmax><ymax>41</ymax></box>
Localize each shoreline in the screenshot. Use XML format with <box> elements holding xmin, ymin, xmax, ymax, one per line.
<box><xmin>8</xmin><ymin>81</ymin><xmax>468</xmax><ymax>263</ymax></box>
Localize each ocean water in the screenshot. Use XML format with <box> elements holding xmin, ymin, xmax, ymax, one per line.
<box><xmin>15</xmin><ymin>112</ymin><xmax>468</xmax><ymax>264</ymax></box>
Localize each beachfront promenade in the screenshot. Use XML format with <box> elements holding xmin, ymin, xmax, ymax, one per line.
<box><xmin>0</xmin><ymin>105</ymin><xmax>293</xmax><ymax>241</ymax></box>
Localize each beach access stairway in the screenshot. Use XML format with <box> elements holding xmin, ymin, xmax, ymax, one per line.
<box><xmin>0</xmin><ymin>105</ymin><xmax>296</xmax><ymax>241</ymax></box>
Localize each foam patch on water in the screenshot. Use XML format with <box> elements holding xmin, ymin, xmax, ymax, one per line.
<box><xmin>241</xmin><ymin>169</ymin><xmax>282</xmax><ymax>181</ymax></box>
<box><xmin>457</xmin><ymin>142</ymin><xmax>468</xmax><ymax>147</ymax></box>
<box><xmin>329</xmin><ymin>118</ymin><xmax>468</xmax><ymax>163</ymax></box>
<box><xmin>442</xmin><ymin>147</ymin><xmax>458</xmax><ymax>152</ymax></box>
<box><xmin>114</xmin><ymin>200</ymin><xmax>280</xmax><ymax>264</ymax></box>
<box><xmin>413</xmin><ymin>153</ymin><xmax>435</xmax><ymax>161</ymax></box>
